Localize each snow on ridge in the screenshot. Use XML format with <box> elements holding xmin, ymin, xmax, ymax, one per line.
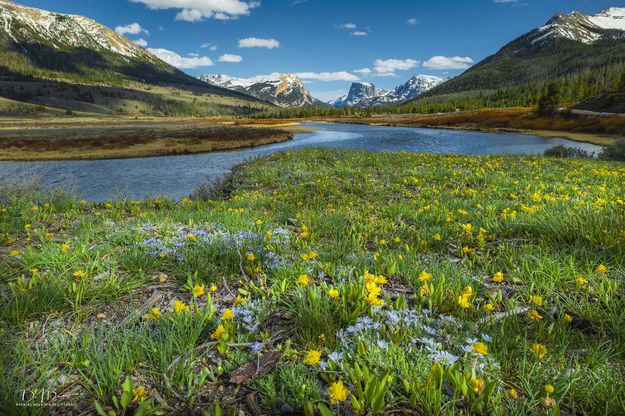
<box><xmin>589</xmin><ymin>7</ymin><xmax>625</xmax><ymax>31</ymax></box>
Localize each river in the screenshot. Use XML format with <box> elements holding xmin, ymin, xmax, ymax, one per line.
<box><xmin>0</xmin><ymin>122</ymin><xmax>601</xmax><ymax>201</ymax></box>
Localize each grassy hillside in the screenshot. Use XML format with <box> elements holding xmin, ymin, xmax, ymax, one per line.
<box><xmin>1</xmin><ymin>149</ymin><xmax>624</xmax><ymax>414</ymax></box>
<box><xmin>403</xmin><ymin>37</ymin><xmax>625</xmax><ymax>113</ymax></box>
<box><xmin>0</xmin><ymin>1</ymin><xmax>271</xmax><ymax>116</ymax></box>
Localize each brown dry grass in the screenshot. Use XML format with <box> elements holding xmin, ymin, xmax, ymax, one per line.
<box><xmin>0</xmin><ymin>121</ymin><xmax>292</xmax><ymax>160</ymax></box>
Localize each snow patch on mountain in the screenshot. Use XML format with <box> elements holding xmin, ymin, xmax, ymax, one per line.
<box><xmin>532</xmin><ymin>7</ymin><xmax>625</xmax><ymax>46</ymax></box>
<box><xmin>329</xmin><ymin>75</ymin><xmax>445</xmax><ymax>108</ymax></box>
<box><xmin>199</xmin><ymin>73</ymin><xmax>320</xmax><ymax>107</ymax></box>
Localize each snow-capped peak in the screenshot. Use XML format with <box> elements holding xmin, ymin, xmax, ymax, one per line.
<box><xmin>588</xmin><ymin>7</ymin><xmax>625</xmax><ymax>31</ymax></box>
<box><xmin>199</xmin><ymin>73</ymin><xmax>318</xmax><ymax>107</ymax></box>
<box><xmin>330</xmin><ymin>75</ymin><xmax>445</xmax><ymax>108</ymax></box>
<box><xmin>531</xmin><ymin>7</ymin><xmax>625</xmax><ymax>45</ymax></box>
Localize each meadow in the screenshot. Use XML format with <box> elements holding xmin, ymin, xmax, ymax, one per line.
<box><xmin>0</xmin><ymin>119</ymin><xmax>294</xmax><ymax>161</ymax></box>
<box><xmin>1</xmin><ymin>148</ymin><xmax>624</xmax><ymax>415</ymax></box>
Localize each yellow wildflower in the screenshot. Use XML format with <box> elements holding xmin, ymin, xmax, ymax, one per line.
<box><xmin>508</xmin><ymin>388</ymin><xmax>518</xmax><ymax>399</ymax></box>
<box><xmin>255</xmin><ymin>219</ymin><xmax>263</xmax><ymax>225</ymax></box>
<box><xmin>366</xmin><ymin>281</ymin><xmax>381</xmax><ymax>296</ymax></box>
<box><xmin>186</xmin><ymin>233</ymin><xmax>196</xmax><ymax>242</ymax></box>
<box><xmin>173</xmin><ymin>299</ymin><xmax>189</xmax><ymax>314</ymax></box>
<box><xmin>246</xmin><ymin>252</ymin><xmax>256</xmax><ymax>262</ymax></box>
<box><xmin>305</xmin><ymin>350</ymin><xmax>321</xmax><ymax>365</ymax></box>
<box><xmin>544</xmin><ymin>384</ymin><xmax>554</xmax><ymax>395</ymax></box>
<box><xmin>328</xmin><ymin>380</ymin><xmax>350</xmax><ymax>404</ymax></box>
<box><xmin>327</xmin><ymin>288</ymin><xmax>339</xmax><ymax>298</ymax></box>
<box><xmin>472</xmin><ymin>342</ymin><xmax>488</xmax><ymax>356</ymax></box>
<box><xmin>192</xmin><ymin>284</ymin><xmax>205</xmax><ymax>298</ymax></box>
<box><xmin>146</xmin><ymin>307</ymin><xmax>161</xmax><ymax>321</ymax></box>
<box><xmin>530</xmin><ymin>343</ymin><xmax>547</xmax><ymax>360</ymax></box>
<box><xmin>132</xmin><ymin>386</ymin><xmax>149</xmax><ymax>403</ymax></box>
<box><xmin>222</xmin><ymin>309</ymin><xmax>234</xmax><ymax>320</ymax></box>
<box><xmin>234</xmin><ymin>294</ymin><xmax>245</xmax><ymax>306</ymax></box>
<box><xmin>530</xmin><ymin>295</ymin><xmax>543</xmax><ymax>306</ymax></box>
<box><xmin>211</xmin><ymin>324</ymin><xmax>226</xmax><ymax>340</ymax></box>
<box><xmin>595</xmin><ymin>264</ymin><xmax>608</xmax><ymax>273</ymax></box>
<box><xmin>364</xmin><ymin>271</ymin><xmax>377</xmax><ymax>282</ymax></box>
<box><xmin>484</xmin><ymin>303</ymin><xmax>495</xmax><ymax>312</ymax></box>
<box><xmin>308</xmin><ymin>250</ymin><xmax>318</xmax><ymax>260</ymax></box>
<box><xmin>492</xmin><ymin>272</ymin><xmax>504</xmax><ymax>283</ymax></box>
<box><xmin>575</xmin><ymin>276</ymin><xmax>588</xmax><ymax>286</ymax></box>
<box><xmin>374</xmin><ymin>275</ymin><xmax>387</xmax><ymax>285</ymax></box>
<box><xmin>60</xmin><ymin>243</ymin><xmax>70</xmax><ymax>253</ymax></box>
<box><xmin>298</xmin><ymin>274</ymin><xmax>310</xmax><ymax>286</ymax></box>
<box><xmin>365</xmin><ymin>292</ymin><xmax>384</xmax><ymax>307</ymax></box>
<box><xmin>433</xmin><ymin>233</ymin><xmax>442</xmax><ymax>241</ymax></box>
<box><xmin>419</xmin><ymin>271</ymin><xmax>432</xmax><ymax>282</ymax></box>
<box><xmin>378</xmin><ymin>239</ymin><xmax>386</xmax><ymax>246</ymax></box>
<box><xmin>73</xmin><ymin>269</ymin><xmax>86</xmax><ymax>278</ymax></box>
<box><xmin>470</xmin><ymin>378</ymin><xmax>485</xmax><ymax>393</ymax></box>
<box><xmin>564</xmin><ymin>313</ymin><xmax>573</xmax><ymax>323</ymax></box>
<box><xmin>209</xmin><ymin>284</ymin><xmax>218</xmax><ymax>293</ymax></box>
<box><xmin>528</xmin><ymin>309</ymin><xmax>543</xmax><ymax>321</ymax></box>
<box><xmin>10</xmin><ymin>249</ymin><xmax>20</xmax><ymax>257</ymax></box>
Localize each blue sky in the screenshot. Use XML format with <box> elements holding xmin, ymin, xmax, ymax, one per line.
<box><xmin>18</xmin><ymin>0</ymin><xmax>625</xmax><ymax>101</ymax></box>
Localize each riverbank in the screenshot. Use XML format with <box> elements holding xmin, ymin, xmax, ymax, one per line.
<box><xmin>1</xmin><ymin>149</ymin><xmax>623</xmax><ymax>414</ymax></box>
<box><xmin>254</xmin><ymin>108</ymin><xmax>622</xmax><ymax>147</ymax></box>
<box><xmin>0</xmin><ymin>119</ymin><xmax>295</xmax><ymax>161</ymax></box>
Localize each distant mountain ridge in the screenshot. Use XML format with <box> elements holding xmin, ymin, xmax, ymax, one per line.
<box><xmin>199</xmin><ymin>73</ymin><xmax>327</xmax><ymax>107</ymax></box>
<box><xmin>331</xmin><ymin>75</ymin><xmax>444</xmax><ymax>108</ymax></box>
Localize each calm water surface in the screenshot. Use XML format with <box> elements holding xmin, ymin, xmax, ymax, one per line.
<box><xmin>0</xmin><ymin>122</ymin><xmax>601</xmax><ymax>201</ymax></box>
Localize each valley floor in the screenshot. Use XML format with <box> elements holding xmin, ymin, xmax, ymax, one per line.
<box><xmin>1</xmin><ymin>149</ymin><xmax>624</xmax><ymax>415</ymax></box>
<box><xmin>0</xmin><ymin>118</ymin><xmax>296</xmax><ymax>160</ymax></box>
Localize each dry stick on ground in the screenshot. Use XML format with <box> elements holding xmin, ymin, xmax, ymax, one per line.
<box><xmin>163</xmin><ymin>341</ymin><xmax>256</xmax><ymax>402</ymax></box>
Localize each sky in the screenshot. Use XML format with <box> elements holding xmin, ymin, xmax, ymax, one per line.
<box><xmin>17</xmin><ymin>0</ymin><xmax>625</xmax><ymax>101</ymax></box>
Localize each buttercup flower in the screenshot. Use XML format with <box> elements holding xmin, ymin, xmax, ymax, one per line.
<box><xmin>530</xmin><ymin>343</ymin><xmax>547</xmax><ymax>360</ymax></box>
<box><xmin>328</xmin><ymin>380</ymin><xmax>350</xmax><ymax>404</ymax></box>
<box><xmin>173</xmin><ymin>299</ymin><xmax>189</xmax><ymax>314</ymax></box>
<box><xmin>492</xmin><ymin>272</ymin><xmax>504</xmax><ymax>283</ymax></box>
<box><xmin>211</xmin><ymin>324</ymin><xmax>226</xmax><ymax>340</ymax></box>
<box><xmin>193</xmin><ymin>284</ymin><xmax>205</xmax><ymax>298</ymax></box>
<box><xmin>419</xmin><ymin>271</ymin><xmax>432</xmax><ymax>282</ymax></box>
<box><xmin>305</xmin><ymin>350</ymin><xmax>321</xmax><ymax>365</ymax></box>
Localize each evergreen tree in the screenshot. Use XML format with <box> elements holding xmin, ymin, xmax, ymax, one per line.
<box><xmin>537</xmin><ymin>82</ymin><xmax>561</xmax><ymax>116</ymax></box>
<box><xmin>619</xmin><ymin>70</ymin><xmax>625</xmax><ymax>93</ymax></box>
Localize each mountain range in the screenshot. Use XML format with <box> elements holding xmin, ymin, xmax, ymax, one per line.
<box><xmin>0</xmin><ymin>1</ymin><xmax>624</xmax><ymax>115</ymax></box>
<box><xmin>0</xmin><ymin>0</ymin><xmax>268</xmax><ymax>115</ymax></box>
<box><xmin>199</xmin><ymin>73</ymin><xmax>326</xmax><ymax>107</ymax></box>
<box><xmin>406</xmin><ymin>7</ymin><xmax>625</xmax><ymax>111</ymax></box>
<box><xmin>330</xmin><ymin>75</ymin><xmax>445</xmax><ymax>108</ymax></box>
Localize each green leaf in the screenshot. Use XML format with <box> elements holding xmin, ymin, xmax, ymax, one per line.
<box><xmin>318</xmin><ymin>404</ymin><xmax>333</xmax><ymax>416</ymax></box>
<box><xmin>94</xmin><ymin>401</ymin><xmax>109</xmax><ymax>416</ymax></box>
<box><xmin>120</xmin><ymin>376</ymin><xmax>133</xmax><ymax>409</ymax></box>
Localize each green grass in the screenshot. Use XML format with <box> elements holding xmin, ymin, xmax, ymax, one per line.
<box><xmin>1</xmin><ymin>149</ymin><xmax>624</xmax><ymax>415</ymax></box>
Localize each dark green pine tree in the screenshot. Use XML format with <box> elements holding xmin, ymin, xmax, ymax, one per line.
<box><xmin>537</xmin><ymin>82</ymin><xmax>561</xmax><ymax>116</ymax></box>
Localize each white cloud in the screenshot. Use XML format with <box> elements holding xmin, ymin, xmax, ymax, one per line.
<box><xmin>130</xmin><ymin>0</ymin><xmax>260</xmax><ymax>21</ymax></box>
<box><xmin>147</xmin><ymin>48</ymin><xmax>214</xmax><ymax>69</ymax></box>
<box><xmin>338</xmin><ymin>22</ymin><xmax>357</xmax><ymax>29</ymax></box>
<box><xmin>200</xmin><ymin>43</ymin><xmax>218</xmax><ymax>51</ymax></box>
<box><xmin>354</xmin><ymin>68</ymin><xmax>372</xmax><ymax>75</ymax></box>
<box><xmin>238</xmin><ymin>37</ymin><xmax>280</xmax><ymax>48</ymax></box>
<box><xmin>133</xmin><ymin>38</ymin><xmax>148</xmax><ymax>47</ymax></box>
<box><xmin>295</xmin><ymin>71</ymin><xmax>360</xmax><ymax>82</ymax></box>
<box><xmin>115</xmin><ymin>22</ymin><xmax>149</xmax><ymax>36</ymax></box>
<box><xmin>423</xmin><ymin>56</ymin><xmax>474</xmax><ymax>70</ymax></box>
<box><xmin>219</xmin><ymin>53</ymin><xmax>243</xmax><ymax>62</ymax></box>
<box><xmin>373</xmin><ymin>58</ymin><xmax>419</xmax><ymax>76</ymax></box>
<box><xmin>351</xmin><ymin>31</ymin><xmax>368</xmax><ymax>36</ymax></box>
<box><xmin>407</xmin><ymin>17</ymin><xmax>417</xmax><ymax>25</ymax></box>
<box><xmin>176</xmin><ymin>8</ymin><xmax>203</xmax><ymax>22</ymax></box>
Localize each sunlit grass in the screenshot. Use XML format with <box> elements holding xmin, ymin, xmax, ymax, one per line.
<box><xmin>1</xmin><ymin>148</ymin><xmax>624</xmax><ymax>415</ymax></box>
